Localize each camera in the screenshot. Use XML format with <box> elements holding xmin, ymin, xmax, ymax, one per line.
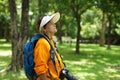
<box><xmin>60</xmin><ymin>67</ymin><xmax>78</xmax><ymax>80</ymax></box>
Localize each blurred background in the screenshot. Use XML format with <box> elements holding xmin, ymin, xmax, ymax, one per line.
<box><xmin>0</xmin><ymin>0</ymin><xmax>120</xmax><ymax>80</ymax></box>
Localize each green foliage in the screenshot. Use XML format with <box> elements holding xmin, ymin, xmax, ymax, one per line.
<box><xmin>0</xmin><ymin>14</ymin><xmax>10</xmax><ymax>38</ymax></box>
<box><xmin>81</xmin><ymin>23</ymin><xmax>100</xmax><ymax>39</ymax></box>
<box><xmin>96</xmin><ymin>0</ymin><xmax>119</xmax><ymax>12</ymax></box>
<box><xmin>82</xmin><ymin>8</ymin><xmax>101</xmax><ymax>25</ymax></box>
<box><xmin>0</xmin><ymin>0</ymin><xmax>9</xmax><ymax>13</ymax></box>
<box><xmin>1</xmin><ymin>0</ymin><xmax>120</xmax><ymax>43</ymax></box>
<box><xmin>115</xmin><ymin>24</ymin><xmax>120</xmax><ymax>35</ymax></box>
<box><xmin>62</xmin><ymin>16</ymin><xmax>77</xmax><ymax>38</ymax></box>
<box><xmin>112</xmin><ymin>11</ymin><xmax>120</xmax><ymax>36</ymax></box>
<box><xmin>81</xmin><ymin>8</ymin><xmax>101</xmax><ymax>39</ymax></box>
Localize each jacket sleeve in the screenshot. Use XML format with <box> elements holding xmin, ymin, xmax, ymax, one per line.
<box><xmin>34</xmin><ymin>38</ymin><xmax>50</xmax><ymax>75</ymax></box>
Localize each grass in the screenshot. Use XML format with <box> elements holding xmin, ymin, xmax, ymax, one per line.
<box><xmin>0</xmin><ymin>39</ymin><xmax>120</xmax><ymax>80</ymax></box>
<box><xmin>58</xmin><ymin>43</ymin><xmax>120</xmax><ymax>80</ymax></box>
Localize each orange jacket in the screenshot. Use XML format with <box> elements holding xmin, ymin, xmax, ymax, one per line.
<box><xmin>34</xmin><ymin>37</ymin><xmax>64</xmax><ymax>80</ymax></box>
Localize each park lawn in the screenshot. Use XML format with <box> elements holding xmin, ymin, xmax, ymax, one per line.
<box><xmin>59</xmin><ymin>43</ymin><xmax>120</xmax><ymax>80</ymax></box>
<box><xmin>0</xmin><ymin>39</ymin><xmax>120</xmax><ymax>80</ymax></box>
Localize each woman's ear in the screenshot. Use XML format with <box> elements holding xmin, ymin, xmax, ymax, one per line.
<box><xmin>41</xmin><ymin>28</ymin><xmax>46</xmax><ymax>33</ymax></box>
<box><xmin>43</xmin><ymin>29</ymin><xmax>46</xmax><ymax>33</ymax></box>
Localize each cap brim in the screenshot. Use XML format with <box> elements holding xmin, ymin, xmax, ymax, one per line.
<box><xmin>51</xmin><ymin>12</ymin><xmax>60</xmax><ymax>23</ymax></box>
<box><xmin>39</xmin><ymin>12</ymin><xmax>60</xmax><ymax>31</ymax></box>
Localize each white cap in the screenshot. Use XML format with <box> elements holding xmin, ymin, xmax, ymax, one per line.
<box><xmin>39</xmin><ymin>12</ymin><xmax>60</xmax><ymax>31</ymax></box>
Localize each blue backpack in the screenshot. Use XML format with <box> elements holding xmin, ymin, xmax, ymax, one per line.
<box><xmin>23</xmin><ymin>34</ymin><xmax>57</xmax><ymax>79</ymax></box>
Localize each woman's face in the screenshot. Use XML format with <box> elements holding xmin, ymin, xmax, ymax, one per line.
<box><xmin>45</xmin><ymin>21</ymin><xmax>57</xmax><ymax>34</ymax></box>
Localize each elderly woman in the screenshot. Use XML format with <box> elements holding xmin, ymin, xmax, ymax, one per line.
<box><xmin>34</xmin><ymin>12</ymin><xmax>64</xmax><ymax>80</ymax></box>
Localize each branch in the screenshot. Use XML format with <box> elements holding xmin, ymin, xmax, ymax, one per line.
<box><xmin>0</xmin><ymin>64</ymin><xmax>12</xmax><ymax>73</ymax></box>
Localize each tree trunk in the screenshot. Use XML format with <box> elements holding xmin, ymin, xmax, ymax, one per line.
<box><xmin>8</xmin><ymin>0</ymin><xmax>29</xmax><ymax>72</ymax></box>
<box><xmin>75</xmin><ymin>16</ymin><xmax>81</xmax><ymax>54</ymax></box>
<box><xmin>18</xmin><ymin>0</ymin><xmax>29</xmax><ymax>68</ymax></box>
<box><xmin>107</xmin><ymin>13</ymin><xmax>112</xmax><ymax>49</ymax></box>
<box><xmin>99</xmin><ymin>11</ymin><xmax>106</xmax><ymax>46</ymax></box>
<box><xmin>8</xmin><ymin>0</ymin><xmax>19</xmax><ymax>71</ymax></box>
<box><xmin>70</xmin><ymin>0</ymin><xmax>81</xmax><ymax>54</ymax></box>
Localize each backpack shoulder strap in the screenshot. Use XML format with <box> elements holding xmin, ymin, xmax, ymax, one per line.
<box><xmin>40</xmin><ymin>34</ymin><xmax>58</xmax><ymax>74</ymax></box>
<box><xmin>39</xmin><ymin>34</ymin><xmax>53</xmax><ymax>49</ymax></box>
<box><xmin>31</xmin><ymin>34</ymin><xmax>42</xmax><ymax>42</ymax></box>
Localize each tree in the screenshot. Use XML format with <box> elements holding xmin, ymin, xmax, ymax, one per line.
<box><xmin>18</xmin><ymin>0</ymin><xmax>29</xmax><ymax>68</ymax></box>
<box><xmin>96</xmin><ymin>0</ymin><xmax>120</xmax><ymax>48</ymax></box>
<box><xmin>70</xmin><ymin>0</ymin><xmax>93</xmax><ymax>53</ymax></box>
<box><xmin>96</xmin><ymin>0</ymin><xmax>108</xmax><ymax>46</ymax></box>
<box><xmin>99</xmin><ymin>10</ymin><xmax>106</xmax><ymax>46</ymax></box>
<box><xmin>8</xmin><ymin>0</ymin><xmax>19</xmax><ymax>71</ymax></box>
<box><xmin>107</xmin><ymin>12</ymin><xmax>112</xmax><ymax>49</ymax></box>
<box><xmin>8</xmin><ymin>0</ymin><xmax>29</xmax><ymax>71</ymax></box>
<box><xmin>106</xmin><ymin>0</ymin><xmax>120</xmax><ymax>49</ymax></box>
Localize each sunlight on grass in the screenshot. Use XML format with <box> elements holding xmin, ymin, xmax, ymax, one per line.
<box><xmin>0</xmin><ymin>41</ymin><xmax>120</xmax><ymax>80</ymax></box>
<box><xmin>0</xmin><ymin>51</ymin><xmax>12</xmax><ymax>56</ymax></box>
<box><xmin>1</xmin><ymin>43</ymin><xmax>11</xmax><ymax>47</ymax></box>
<box><xmin>0</xmin><ymin>39</ymin><xmax>6</xmax><ymax>42</ymax></box>
<box><xmin>61</xmin><ymin>43</ymin><xmax>120</xmax><ymax>80</ymax></box>
<box><xmin>78</xmin><ymin>72</ymin><xmax>96</xmax><ymax>79</ymax></box>
<box><xmin>0</xmin><ymin>39</ymin><xmax>11</xmax><ymax>51</ymax></box>
<box><xmin>0</xmin><ymin>70</ymin><xmax>27</xmax><ymax>80</ymax></box>
<box><xmin>0</xmin><ymin>55</ymin><xmax>11</xmax><ymax>70</ymax></box>
<box><xmin>105</xmin><ymin>68</ymin><xmax>116</xmax><ymax>73</ymax></box>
